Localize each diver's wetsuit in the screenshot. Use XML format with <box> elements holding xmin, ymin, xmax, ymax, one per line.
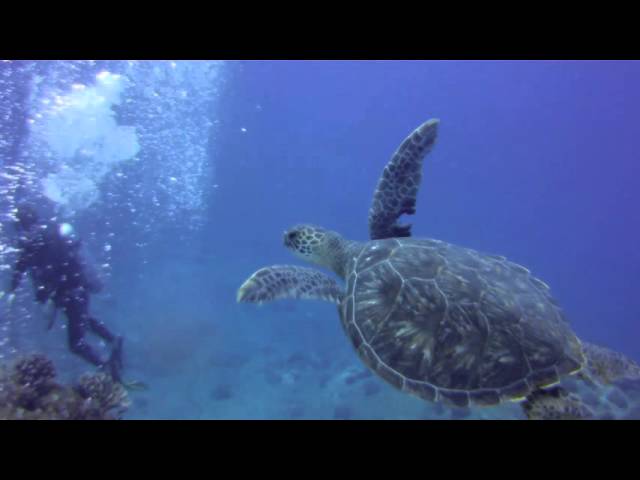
<box><xmin>9</xmin><ymin>206</ymin><xmax>123</xmax><ymax>381</ymax></box>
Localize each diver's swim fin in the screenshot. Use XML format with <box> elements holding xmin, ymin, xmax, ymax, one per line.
<box><xmin>112</xmin><ymin>336</ymin><xmax>124</xmax><ymax>370</ymax></box>
<box><xmin>106</xmin><ymin>336</ymin><xmax>124</xmax><ymax>382</ymax></box>
<box><xmin>45</xmin><ymin>300</ymin><xmax>58</xmax><ymax>330</ymax></box>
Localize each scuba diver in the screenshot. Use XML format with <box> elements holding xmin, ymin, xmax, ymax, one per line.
<box><xmin>1</xmin><ymin>203</ymin><xmax>124</xmax><ymax>381</ymax></box>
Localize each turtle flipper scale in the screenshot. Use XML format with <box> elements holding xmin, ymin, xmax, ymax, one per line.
<box><xmin>237</xmin><ymin>265</ymin><xmax>343</xmax><ymax>304</ymax></box>
<box><xmin>368</xmin><ymin>119</ymin><xmax>439</xmax><ymax>240</ymax></box>
<box><xmin>581</xmin><ymin>341</ymin><xmax>640</xmax><ymax>385</ymax></box>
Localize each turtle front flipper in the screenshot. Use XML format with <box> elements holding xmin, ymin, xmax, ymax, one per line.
<box><xmin>581</xmin><ymin>341</ymin><xmax>640</xmax><ymax>385</ymax></box>
<box><xmin>237</xmin><ymin>265</ymin><xmax>343</xmax><ymax>304</ymax></box>
<box><xmin>522</xmin><ymin>387</ymin><xmax>593</xmax><ymax>420</ymax></box>
<box><xmin>368</xmin><ymin>118</ymin><xmax>439</xmax><ymax>240</ymax></box>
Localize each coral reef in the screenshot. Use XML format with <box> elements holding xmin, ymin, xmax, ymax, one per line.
<box><xmin>75</xmin><ymin>372</ymin><xmax>131</xmax><ymax>419</ymax></box>
<box><xmin>0</xmin><ymin>354</ymin><xmax>130</xmax><ymax>420</ymax></box>
<box><xmin>9</xmin><ymin>355</ymin><xmax>58</xmax><ymax>411</ymax></box>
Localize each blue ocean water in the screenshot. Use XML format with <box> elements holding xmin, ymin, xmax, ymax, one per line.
<box><xmin>1</xmin><ymin>60</ymin><xmax>639</xmax><ymax>419</ymax></box>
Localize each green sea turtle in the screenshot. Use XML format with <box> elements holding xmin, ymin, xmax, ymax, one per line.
<box><xmin>237</xmin><ymin>119</ymin><xmax>640</xmax><ymax>419</ymax></box>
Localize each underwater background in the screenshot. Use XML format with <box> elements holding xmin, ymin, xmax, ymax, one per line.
<box><xmin>0</xmin><ymin>60</ymin><xmax>639</xmax><ymax>419</ymax></box>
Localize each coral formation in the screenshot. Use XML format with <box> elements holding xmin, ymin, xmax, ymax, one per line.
<box><xmin>0</xmin><ymin>354</ymin><xmax>130</xmax><ymax>420</ymax></box>
<box><xmin>75</xmin><ymin>372</ymin><xmax>131</xmax><ymax>419</ymax></box>
<box><xmin>8</xmin><ymin>355</ymin><xmax>58</xmax><ymax>411</ymax></box>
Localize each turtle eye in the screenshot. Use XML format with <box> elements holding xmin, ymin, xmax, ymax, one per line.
<box><xmin>287</xmin><ymin>231</ymin><xmax>297</xmax><ymax>241</ymax></box>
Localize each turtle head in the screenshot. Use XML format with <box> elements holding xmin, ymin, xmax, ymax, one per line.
<box><xmin>284</xmin><ymin>224</ymin><xmax>343</xmax><ymax>269</ymax></box>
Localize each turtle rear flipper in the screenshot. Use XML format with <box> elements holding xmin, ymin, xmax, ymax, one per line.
<box><xmin>368</xmin><ymin>119</ymin><xmax>439</xmax><ymax>240</ymax></box>
<box><xmin>522</xmin><ymin>387</ymin><xmax>593</xmax><ymax>420</ymax></box>
<box><xmin>237</xmin><ymin>265</ymin><xmax>343</xmax><ymax>304</ymax></box>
